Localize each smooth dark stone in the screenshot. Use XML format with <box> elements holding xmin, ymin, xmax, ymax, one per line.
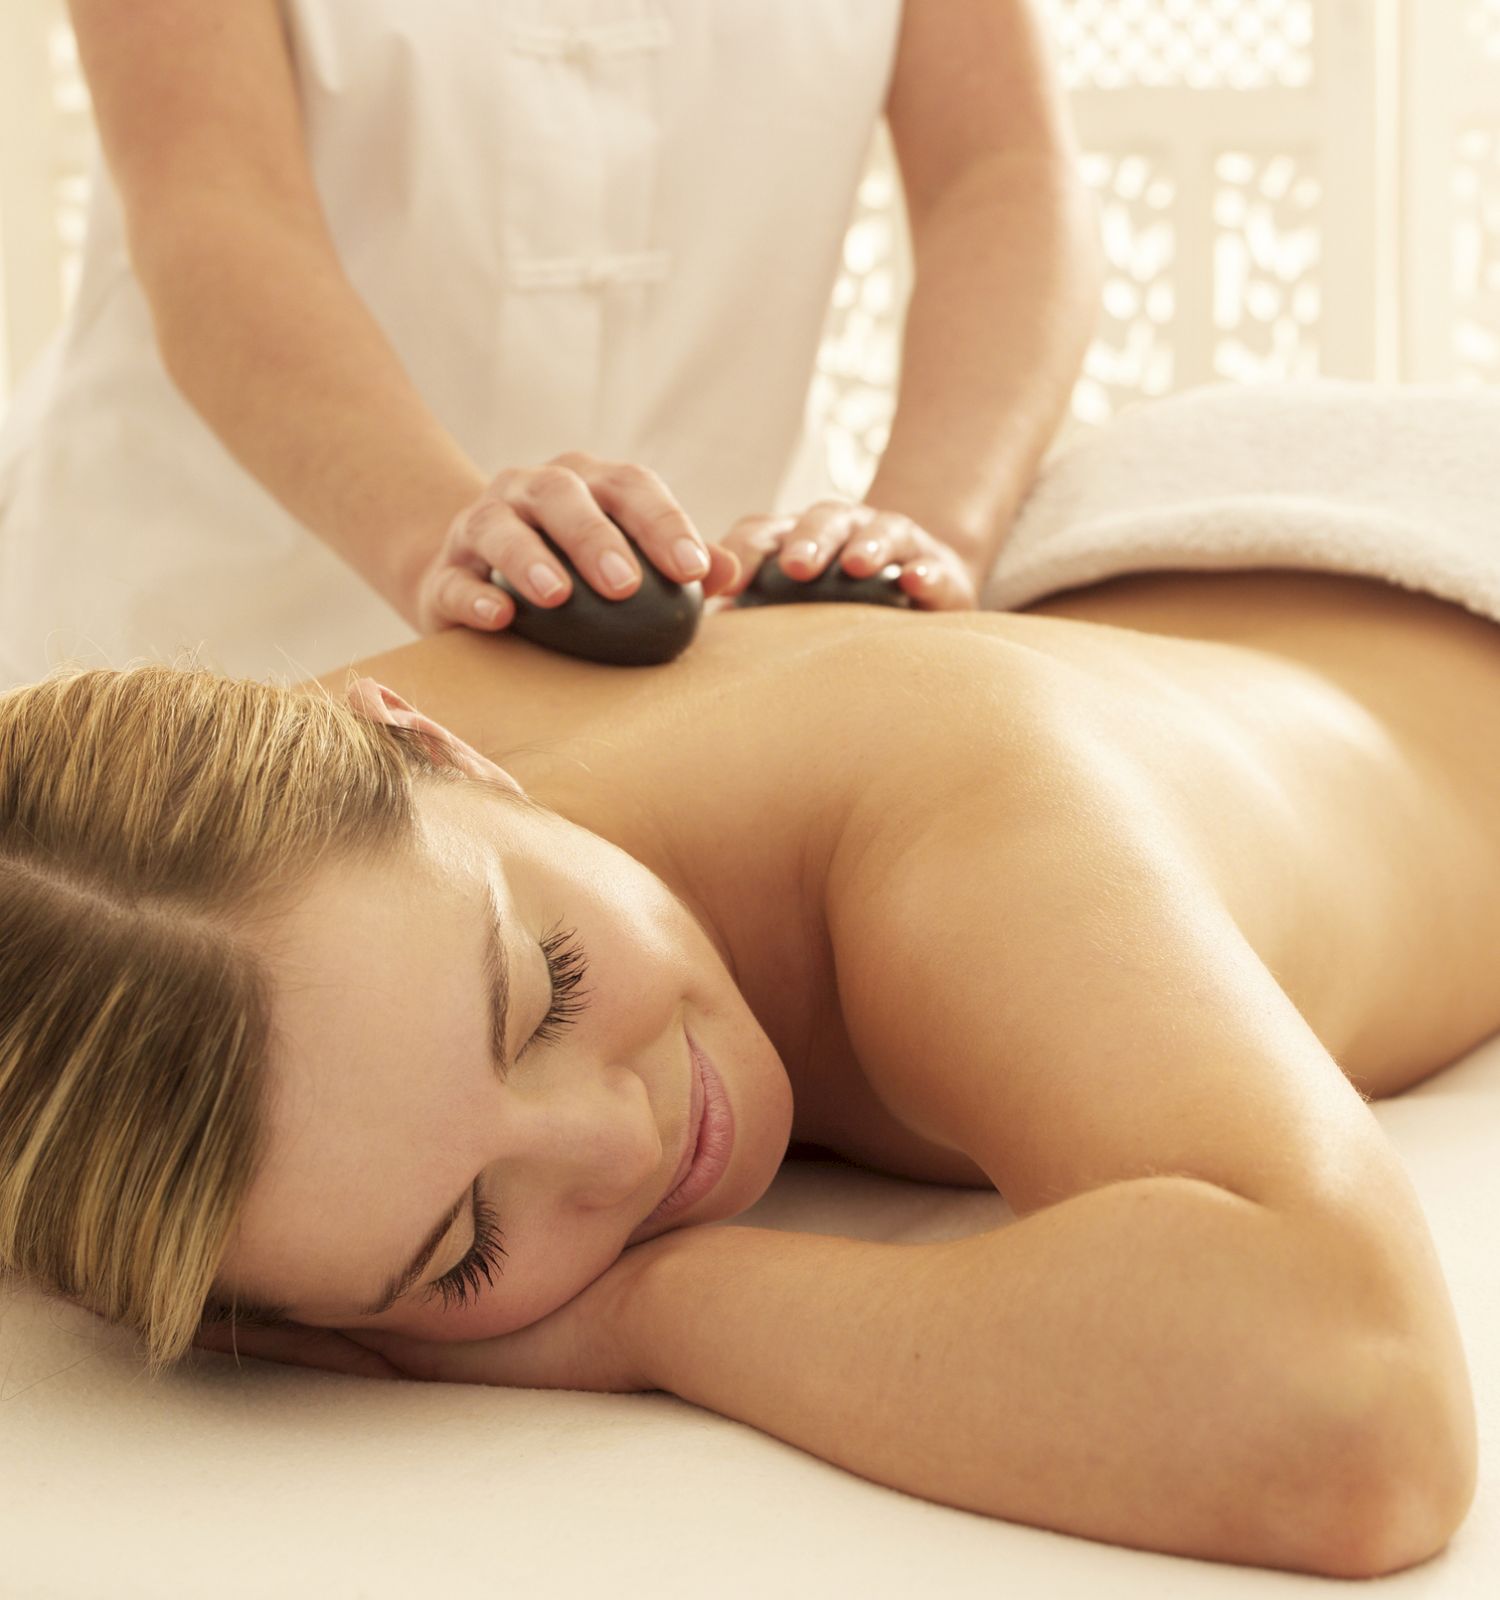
<box><xmin>490</xmin><ymin>532</ymin><xmax>703</xmax><ymax>666</ymax></box>
<box><xmin>733</xmin><ymin>557</ymin><xmax>911</xmax><ymax>609</ymax></box>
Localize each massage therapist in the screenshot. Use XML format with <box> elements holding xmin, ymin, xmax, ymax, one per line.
<box><xmin>0</xmin><ymin>0</ymin><xmax>1102</xmax><ymax>684</ymax></box>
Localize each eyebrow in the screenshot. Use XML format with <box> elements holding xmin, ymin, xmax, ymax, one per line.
<box><xmin>355</xmin><ymin>881</ymin><xmax>511</xmax><ymax>1318</ymax></box>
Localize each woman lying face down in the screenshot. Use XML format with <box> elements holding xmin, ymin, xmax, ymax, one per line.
<box><xmin>0</xmin><ymin>583</ymin><xmax>1486</xmax><ymax>1575</ymax></box>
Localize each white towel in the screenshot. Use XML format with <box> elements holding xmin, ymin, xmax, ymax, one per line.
<box><xmin>984</xmin><ymin>379</ymin><xmax>1500</xmax><ymax>625</ymax></box>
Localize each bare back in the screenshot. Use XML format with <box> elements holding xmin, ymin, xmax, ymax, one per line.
<box><xmin>331</xmin><ymin>566</ymin><xmax>1500</xmax><ymax>1158</ymax></box>
<box><xmin>1022</xmin><ymin>567</ymin><xmax>1500</xmax><ymax>1092</ymax></box>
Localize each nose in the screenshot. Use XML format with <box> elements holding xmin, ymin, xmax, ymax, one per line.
<box><xmin>501</xmin><ymin>1062</ymin><xmax>664</xmax><ymax>1211</ymax></box>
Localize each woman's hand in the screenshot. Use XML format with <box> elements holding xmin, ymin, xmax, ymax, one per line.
<box><xmin>189</xmin><ymin>1232</ymin><xmax>681</xmax><ymax>1391</ymax></box>
<box><xmin>410</xmin><ymin>452</ymin><xmax>740</xmax><ymax>635</ymax></box>
<box><xmin>717</xmin><ymin>500</ymin><xmax>980</xmax><ymax>612</ymax></box>
<box><xmin>344</xmin><ymin>1239</ymin><xmax>666</xmax><ymax>1393</ymax></box>
<box><xmin>191</xmin><ymin>1316</ymin><xmax>406</xmax><ymax>1380</ymax></box>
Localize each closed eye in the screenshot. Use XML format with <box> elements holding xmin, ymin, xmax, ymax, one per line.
<box><xmin>422</xmin><ymin>1189</ymin><xmax>506</xmax><ymax>1312</ymax></box>
<box><xmin>526</xmin><ymin>922</ymin><xmax>591</xmax><ymax>1050</ymax></box>
<box><xmin>419</xmin><ymin>925</ymin><xmax>592</xmax><ymax>1313</ymax></box>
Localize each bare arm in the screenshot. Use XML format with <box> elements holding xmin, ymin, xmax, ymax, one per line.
<box><xmin>868</xmin><ymin>0</ymin><xmax>1104</xmax><ymax>580</ymax></box>
<box><xmin>630</xmin><ymin>1190</ymin><xmax>1425</xmax><ymax>1579</ymax></box>
<box><xmin>68</xmin><ymin>0</ymin><xmax>487</xmax><ymax>619</ymax></box>
<box><xmin>794</xmin><ymin>657</ymin><xmax>1473</xmax><ymax>1572</ymax></box>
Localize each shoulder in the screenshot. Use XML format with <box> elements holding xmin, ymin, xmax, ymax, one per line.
<box><xmin>714</xmin><ymin>609</ymin><xmax>1090</xmax><ymax>768</ymax></box>
<box><xmin>822</xmin><ymin>683</ymin><xmax>1407</xmax><ymax>1229</ymax></box>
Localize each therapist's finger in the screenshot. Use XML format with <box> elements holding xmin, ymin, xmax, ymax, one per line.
<box><xmin>779</xmin><ymin>501</ymin><xmax>874</xmax><ymax>580</ymax></box>
<box><xmin>837</xmin><ymin>512</ymin><xmax>916</xmax><ymax>576</ymax></box>
<box><xmin>701</xmin><ymin>543</ymin><xmax>742</xmax><ymax>597</ymax></box>
<box><xmin>718</xmin><ymin>515</ymin><xmax>798</xmax><ymax>595</ymax></box>
<box><xmin>581</xmin><ymin>460</ymin><xmax>714</xmax><ymax>588</ymax></box>
<box><xmin>434</xmin><ymin>563</ymin><xmax>519</xmax><ymax>632</ymax></box>
<box><xmin>514</xmin><ymin>464</ymin><xmax>650</xmax><ymax>599</ymax></box>
<box><xmin>898</xmin><ymin>555</ymin><xmax>979</xmax><ymax>612</ymax></box>
<box><xmin>462</xmin><ymin>493</ymin><xmax>577</xmax><ymax>607</ymax></box>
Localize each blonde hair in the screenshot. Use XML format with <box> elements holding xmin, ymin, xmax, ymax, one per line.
<box><xmin>0</xmin><ymin>661</ymin><xmax>471</xmax><ymax>1375</ymax></box>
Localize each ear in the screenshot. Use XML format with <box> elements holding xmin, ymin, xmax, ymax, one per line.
<box><xmin>346</xmin><ymin>677</ymin><xmax>526</xmax><ymax>796</ymax></box>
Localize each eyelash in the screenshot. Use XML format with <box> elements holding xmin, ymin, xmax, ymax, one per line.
<box><xmin>424</xmin><ymin>1195</ymin><xmax>505</xmax><ymax>1312</ymax></box>
<box><xmin>423</xmin><ymin>926</ymin><xmax>592</xmax><ymax>1313</ymax></box>
<box><xmin>529</xmin><ymin>922</ymin><xmax>592</xmax><ymax>1048</ymax></box>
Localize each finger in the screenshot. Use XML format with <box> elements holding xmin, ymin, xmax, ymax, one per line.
<box><xmin>718</xmin><ymin>515</ymin><xmax>796</xmax><ymax>596</ymax></box>
<box><xmin>586</xmin><ymin>462</ymin><xmax>713</xmax><ymax>586</ymax></box>
<box><xmin>462</xmin><ymin>498</ymin><xmax>576</xmax><ymax>607</ymax></box>
<box><xmin>702</xmin><ymin>544</ymin><xmax>742</xmax><ymax>599</ymax></box>
<box><xmin>430</xmin><ymin>565</ymin><xmax>518</xmax><ymax>633</ymax></box>
<box><xmin>837</xmin><ymin>513</ymin><xmax>913</xmax><ymax>577</ymax></box>
<box><xmin>546</xmin><ymin>447</ymin><xmax>606</xmax><ymax>476</ymax></box>
<box><xmin>192</xmin><ymin>1320</ymin><xmax>403</xmax><ymax>1381</ymax></box>
<box><xmin>898</xmin><ymin>557</ymin><xmax>979</xmax><ymax>612</ymax></box>
<box><xmin>779</xmin><ymin>502</ymin><xmax>872</xmax><ymax>581</ymax></box>
<box><xmin>346</xmin><ymin>1326</ymin><xmax>494</xmax><ymax>1386</ymax></box>
<box><xmin>514</xmin><ymin>465</ymin><xmax>646</xmax><ymax>599</ymax></box>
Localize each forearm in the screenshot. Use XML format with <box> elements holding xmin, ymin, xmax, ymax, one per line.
<box><xmin>632</xmin><ymin>1177</ymin><xmax>1404</xmax><ymax>1575</ymax></box>
<box><xmin>137</xmin><ymin>202</ymin><xmax>488</xmax><ymax>615</ymax></box>
<box><xmin>865</xmin><ymin>156</ymin><xmax>1103</xmax><ymax>579</ymax></box>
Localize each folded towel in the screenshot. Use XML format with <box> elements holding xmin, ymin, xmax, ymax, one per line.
<box><xmin>984</xmin><ymin>379</ymin><xmax>1500</xmax><ymax>625</ymax></box>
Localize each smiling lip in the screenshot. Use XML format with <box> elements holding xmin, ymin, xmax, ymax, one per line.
<box><xmin>661</xmin><ymin>1042</ymin><xmax>706</xmax><ymax>1205</ymax></box>
<box><xmin>636</xmin><ymin>1032</ymin><xmax>733</xmax><ymax>1233</ymax></box>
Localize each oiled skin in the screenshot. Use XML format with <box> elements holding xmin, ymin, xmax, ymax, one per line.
<box><xmin>305</xmin><ymin>565</ymin><xmax>1493</xmax><ymax>1571</ymax></box>
<box><xmin>323</xmin><ymin>565</ymin><xmax>1500</xmax><ymax>1179</ymax></box>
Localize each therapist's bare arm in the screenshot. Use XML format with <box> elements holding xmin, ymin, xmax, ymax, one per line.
<box><xmin>67</xmin><ymin>0</ymin><xmax>723</xmax><ymax>631</ymax></box>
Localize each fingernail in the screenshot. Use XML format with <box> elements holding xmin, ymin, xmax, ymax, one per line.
<box><xmin>474</xmin><ymin>597</ymin><xmax>502</xmax><ymax>623</ymax></box>
<box><xmin>528</xmin><ymin>563</ymin><xmax>565</xmax><ymax>601</ymax></box>
<box><xmin>787</xmin><ymin>540</ymin><xmax>819</xmax><ymax>568</ymax></box>
<box><xmin>599</xmin><ymin>551</ymin><xmax>637</xmax><ymax>592</ymax></box>
<box><xmin>859</xmin><ymin>539</ymin><xmax>882</xmax><ymax>560</ymax></box>
<box><xmin>673</xmin><ymin>537</ymin><xmax>709</xmax><ymax>578</ymax></box>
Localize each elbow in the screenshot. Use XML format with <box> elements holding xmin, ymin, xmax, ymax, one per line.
<box><xmin>1283</xmin><ymin>1337</ymin><xmax>1477</xmax><ymax>1579</ymax></box>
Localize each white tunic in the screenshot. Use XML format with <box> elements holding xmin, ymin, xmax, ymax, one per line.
<box><xmin>0</xmin><ymin>0</ymin><xmax>902</xmax><ymax>685</ymax></box>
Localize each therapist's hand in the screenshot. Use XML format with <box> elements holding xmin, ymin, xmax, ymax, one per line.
<box><xmin>717</xmin><ymin>499</ymin><xmax>980</xmax><ymax>612</ymax></box>
<box><xmin>411</xmin><ymin>452</ymin><xmax>740</xmax><ymax>636</ymax></box>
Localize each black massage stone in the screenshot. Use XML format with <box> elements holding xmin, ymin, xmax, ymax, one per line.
<box><xmin>734</xmin><ymin>556</ymin><xmax>911</xmax><ymax>609</ymax></box>
<box><xmin>489</xmin><ymin>532</ymin><xmax>704</xmax><ymax>666</ymax></box>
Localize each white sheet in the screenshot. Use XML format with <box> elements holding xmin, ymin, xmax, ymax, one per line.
<box><xmin>2</xmin><ymin>1030</ymin><xmax>1495</xmax><ymax>1596</ymax></box>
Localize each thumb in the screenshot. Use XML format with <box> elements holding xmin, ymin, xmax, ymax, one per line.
<box><xmin>702</xmin><ymin>544</ymin><xmax>742</xmax><ymax>598</ymax></box>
